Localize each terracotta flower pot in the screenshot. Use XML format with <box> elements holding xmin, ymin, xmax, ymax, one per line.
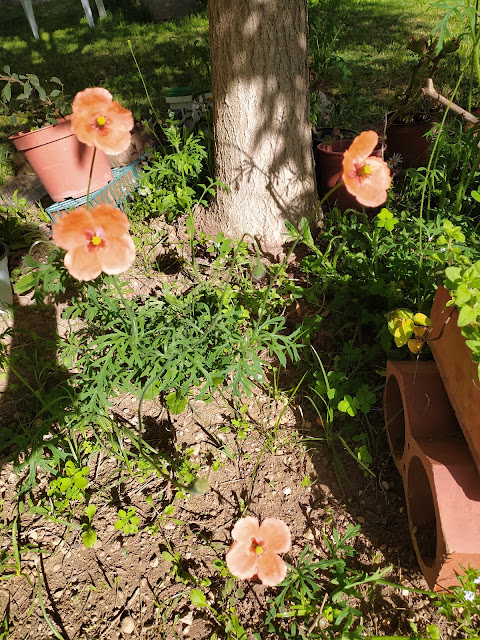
<box><xmin>315</xmin><ymin>135</ymin><xmax>384</xmax><ymax>212</ymax></box>
<box><xmin>9</xmin><ymin>117</ymin><xmax>113</xmax><ymax>202</ymax></box>
<box><xmin>428</xmin><ymin>285</ymin><xmax>480</xmax><ymax>476</ymax></box>
<box><xmin>384</xmin><ymin>360</ymin><xmax>480</xmax><ymax>591</ymax></box>
<box><xmin>386</xmin><ymin>112</ymin><xmax>433</xmax><ymax>170</ymax></box>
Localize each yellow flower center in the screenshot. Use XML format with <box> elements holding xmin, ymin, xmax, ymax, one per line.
<box><xmin>357</xmin><ymin>163</ymin><xmax>372</xmax><ymax>176</ymax></box>
<box><xmin>91</xmin><ymin>235</ymin><xmax>102</xmax><ymax>246</ymax></box>
<box><xmin>96</xmin><ymin>116</ymin><xmax>106</xmax><ymax>127</ymax></box>
<box><xmin>254</xmin><ymin>545</ymin><xmax>263</xmax><ymax>555</ymax></box>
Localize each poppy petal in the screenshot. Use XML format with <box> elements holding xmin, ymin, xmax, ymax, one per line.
<box><xmin>92</xmin><ymin>128</ymin><xmax>132</xmax><ymax>155</ymax></box>
<box><xmin>100</xmin><ymin>235</ymin><xmax>136</xmax><ymax>275</ymax></box>
<box><xmin>367</xmin><ymin>156</ymin><xmax>392</xmax><ymax>189</ymax></box>
<box><xmin>257</xmin><ymin>551</ymin><xmax>287</xmax><ymax>587</ymax></box>
<box><xmin>91</xmin><ymin>204</ymin><xmax>130</xmax><ymax>237</ymax></box>
<box><xmin>64</xmin><ymin>246</ymin><xmax>102</xmax><ymax>281</ymax></box>
<box><xmin>259</xmin><ymin>518</ymin><xmax>291</xmax><ymax>554</ymax></box>
<box><xmin>72</xmin><ymin>87</ymin><xmax>113</xmax><ymax>112</ymax></box>
<box><xmin>105</xmin><ymin>100</ymin><xmax>135</xmax><ymax>131</ymax></box>
<box><xmin>345</xmin><ymin>130</ymin><xmax>378</xmax><ymax>163</ymax></box>
<box><xmin>231</xmin><ymin>516</ymin><xmax>259</xmax><ymax>542</ymax></box>
<box><xmin>52</xmin><ymin>208</ymin><xmax>95</xmax><ymax>251</ymax></box>
<box><xmin>226</xmin><ymin>542</ymin><xmax>258</xmax><ymax>579</ymax></box>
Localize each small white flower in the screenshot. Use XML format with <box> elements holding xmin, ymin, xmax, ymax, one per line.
<box><xmin>463</xmin><ymin>590</ymin><xmax>476</xmax><ymax>602</ymax></box>
<box><xmin>387</xmin><ymin>152</ymin><xmax>403</xmax><ymax>170</ymax></box>
<box><xmin>474</xmin><ymin>577</ymin><xmax>480</xmax><ymax>584</ymax></box>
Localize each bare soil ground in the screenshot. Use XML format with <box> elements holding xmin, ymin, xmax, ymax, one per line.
<box><xmin>0</xmin><ymin>389</ymin><xmax>449</xmax><ymax>640</ymax></box>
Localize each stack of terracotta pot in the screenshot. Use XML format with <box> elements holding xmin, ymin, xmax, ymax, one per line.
<box><xmin>384</xmin><ymin>286</ymin><xmax>480</xmax><ymax>590</ymax></box>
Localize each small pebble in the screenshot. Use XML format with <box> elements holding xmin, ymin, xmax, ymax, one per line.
<box><xmin>381</xmin><ymin>480</ymin><xmax>390</xmax><ymax>491</ymax></box>
<box><xmin>401</xmin><ymin>589</ymin><xmax>410</xmax><ymax>596</ymax></box>
<box><xmin>191</xmin><ymin>443</ymin><xmax>201</xmax><ymax>457</ymax></box>
<box><xmin>357</xmin><ymin>516</ymin><xmax>365</xmax><ymax>524</ymax></box>
<box><xmin>53</xmin><ymin>564</ymin><xmax>62</xmax><ymax>572</ymax></box>
<box><xmin>179</xmin><ymin>611</ymin><xmax>193</xmax><ymax>626</ymax></box>
<box><xmin>149</xmin><ymin>556</ymin><xmax>159</xmax><ymax>568</ymax></box>
<box><xmin>283</xmin><ymin>487</ymin><xmax>292</xmax><ymax>496</ymax></box>
<box><xmin>121</xmin><ymin>616</ymin><xmax>135</xmax><ymax>635</ymax></box>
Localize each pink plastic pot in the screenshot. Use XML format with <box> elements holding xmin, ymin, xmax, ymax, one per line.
<box><xmin>9</xmin><ymin>117</ymin><xmax>112</xmax><ymax>202</ymax></box>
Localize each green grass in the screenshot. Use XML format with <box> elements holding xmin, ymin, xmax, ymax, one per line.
<box><xmin>308</xmin><ymin>0</ymin><xmax>465</xmax><ymax>128</ymax></box>
<box><xmin>0</xmin><ymin>0</ymin><xmax>210</xmax><ymax>144</ymax></box>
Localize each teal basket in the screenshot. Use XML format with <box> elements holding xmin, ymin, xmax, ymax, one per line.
<box><xmin>45</xmin><ymin>155</ymin><xmax>148</xmax><ymax>224</ymax></box>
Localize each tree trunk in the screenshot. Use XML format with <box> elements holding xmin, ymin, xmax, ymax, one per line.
<box><xmin>205</xmin><ymin>0</ymin><xmax>318</xmax><ymax>255</ymax></box>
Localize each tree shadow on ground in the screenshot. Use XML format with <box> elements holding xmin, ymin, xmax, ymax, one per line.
<box><xmin>0</xmin><ymin>300</ymin><xmax>75</xmax><ymax>492</ymax></box>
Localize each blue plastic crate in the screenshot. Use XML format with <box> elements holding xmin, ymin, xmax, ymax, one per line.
<box><xmin>45</xmin><ymin>155</ymin><xmax>147</xmax><ymax>224</ymax></box>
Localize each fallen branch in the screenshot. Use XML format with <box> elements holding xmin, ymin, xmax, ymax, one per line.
<box><xmin>422</xmin><ymin>78</ymin><xmax>479</xmax><ymax>125</ymax></box>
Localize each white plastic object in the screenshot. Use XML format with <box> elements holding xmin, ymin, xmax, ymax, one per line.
<box><xmin>165</xmin><ymin>94</ymin><xmax>194</xmax><ymax>121</ymax></box>
<box><xmin>0</xmin><ymin>242</ymin><xmax>13</xmax><ymax>314</ymax></box>
<box><xmin>94</xmin><ymin>0</ymin><xmax>107</xmax><ymax>17</ymax></box>
<box><xmin>80</xmin><ymin>0</ymin><xmax>95</xmax><ymax>27</ymax></box>
<box><xmin>20</xmin><ymin>0</ymin><xmax>39</xmax><ymax>40</ymax></box>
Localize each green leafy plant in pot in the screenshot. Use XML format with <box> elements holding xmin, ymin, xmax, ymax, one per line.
<box><xmin>386</xmin><ymin>35</ymin><xmax>460</xmax><ymax>170</ymax></box>
<box><xmin>1</xmin><ymin>68</ymin><xmax>112</xmax><ymax>202</ymax></box>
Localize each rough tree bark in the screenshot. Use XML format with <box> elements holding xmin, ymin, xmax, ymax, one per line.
<box><xmin>205</xmin><ymin>0</ymin><xmax>318</xmax><ymax>255</ymax></box>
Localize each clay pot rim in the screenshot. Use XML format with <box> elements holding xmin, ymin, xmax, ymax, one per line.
<box><xmin>386</xmin><ymin>110</ymin><xmax>433</xmax><ymax>127</ymax></box>
<box><xmin>312</xmin><ymin>127</ymin><xmax>357</xmax><ymax>139</ymax></box>
<box><xmin>8</xmin><ymin>116</ymin><xmax>75</xmax><ymax>153</ymax></box>
<box><xmin>8</xmin><ymin>115</ymin><xmax>72</xmax><ymax>145</ymax></box>
<box><xmin>316</xmin><ymin>139</ymin><xmax>384</xmax><ymax>156</ymax></box>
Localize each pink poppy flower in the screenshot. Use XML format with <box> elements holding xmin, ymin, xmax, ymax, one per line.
<box><xmin>52</xmin><ymin>204</ymin><xmax>136</xmax><ymax>281</ymax></box>
<box><xmin>225</xmin><ymin>516</ymin><xmax>291</xmax><ymax>587</ymax></box>
<box><xmin>71</xmin><ymin>87</ymin><xmax>134</xmax><ymax>155</ymax></box>
<box><xmin>342</xmin><ymin>130</ymin><xmax>391</xmax><ymax>207</ymax></box>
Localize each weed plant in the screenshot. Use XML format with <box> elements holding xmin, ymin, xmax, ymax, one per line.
<box><xmin>128</xmin><ymin>118</ymin><xmax>211</xmax><ymax>223</ymax></box>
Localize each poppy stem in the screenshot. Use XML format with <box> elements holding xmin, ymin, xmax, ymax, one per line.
<box><xmin>85</xmin><ymin>147</ymin><xmax>97</xmax><ymax>210</ymax></box>
<box><xmin>111</xmin><ymin>275</ymin><xmax>138</xmax><ymax>340</ymax></box>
